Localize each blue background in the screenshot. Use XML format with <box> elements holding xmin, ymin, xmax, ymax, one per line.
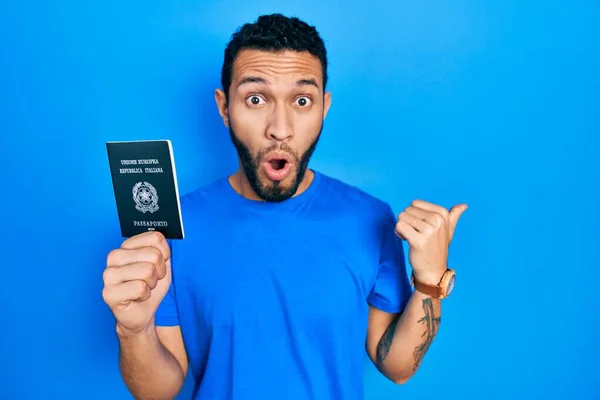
<box><xmin>1</xmin><ymin>1</ymin><xmax>598</xmax><ymax>399</ymax></box>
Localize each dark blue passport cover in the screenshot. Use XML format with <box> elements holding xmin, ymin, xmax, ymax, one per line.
<box><xmin>106</xmin><ymin>140</ymin><xmax>184</xmax><ymax>239</ymax></box>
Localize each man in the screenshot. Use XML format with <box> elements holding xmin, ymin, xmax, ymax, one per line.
<box><xmin>102</xmin><ymin>13</ymin><xmax>467</xmax><ymax>400</ymax></box>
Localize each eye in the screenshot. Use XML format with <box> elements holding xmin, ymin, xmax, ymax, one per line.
<box><xmin>246</xmin><ymin>95</ymin><xmax>266</xmax><ymax>106</ymax></box>
<box><xmin>295</xmin><ymin>96</ymin><xmax>312</xmax><ymax>107</ymax></box>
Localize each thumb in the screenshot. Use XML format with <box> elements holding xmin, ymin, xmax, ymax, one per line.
<box><xmin>448</xmin><ymin>204</ymin><xmax>468</xmax><ymax>237</ymax></box>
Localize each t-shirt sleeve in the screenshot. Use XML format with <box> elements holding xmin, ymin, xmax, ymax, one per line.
<box><xmin>155</xmin><ymin>239</ymin><xmax>180</xmax><ymax>326</ymax></box>
<box><xmin>367</xmin><ymin>206</ymin><xmax>413</xmax><ymax>314</ymax></box>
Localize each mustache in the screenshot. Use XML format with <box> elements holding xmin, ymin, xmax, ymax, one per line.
<box><xmin>258</xmin><ymin>142</ymin><xmax>298</xmax><ymax>161</ymax></box>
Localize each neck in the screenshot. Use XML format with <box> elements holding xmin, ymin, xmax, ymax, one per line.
<box><xmin>228</xmin><ymin>167</ymin><xmax>315</xmax><ymax>201</ymax></box>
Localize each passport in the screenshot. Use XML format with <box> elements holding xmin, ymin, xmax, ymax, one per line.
<box><xmin>106</xmin><ymin>140</ymin><xmax>185</xmax><ymax>239</ymax></box>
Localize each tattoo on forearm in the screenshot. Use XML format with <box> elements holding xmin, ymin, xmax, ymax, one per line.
<box><xmin>412</xmin><ymin>298</ymin><xmax>441</xmax><ymax>372</ymax></box>
<box><xmin>376</xmin><ymin>314</ymin><xmax>400</xmax><ymax>367</ymax></box>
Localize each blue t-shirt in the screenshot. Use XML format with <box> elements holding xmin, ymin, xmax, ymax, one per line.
<box><xmin>155</xmin><ymin>170</ymin><xmax>412</xmax><ymax>399</ymax></box>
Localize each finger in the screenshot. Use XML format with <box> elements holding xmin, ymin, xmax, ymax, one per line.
<box><xmin>448</xmin><ymin>204</ymin><xmax>468</xmax><ymax>236</ymax></box>
<box><xmin>103</xmin><ymin>262</ymin><xmax>158</xmax><ymax>289</ymax></box>
<box><xmin>411</xmin><ymin>200</ymin><xmax>449</xmax><ymax>221</ymax></box>
<box><xmin>122</xmin><ymin>231</ymin><xmax>171</xmax><ymax>264</ymax></box>
<box><xmin>395</xmin><ymin>220</ymin><xmax>420</xmax><ymax>244</ymax></box>
<box><xmin>107</xmin><ymin>246</ymin><xmax>164</xmax><ymax>277</ymax></box>
<box><xmin>102</xmin><ymin>280</ymin><xmax>151</xmax><ymax>307</ymax></box>
<box><xmin>404</xmin><ymin>206</ymin><xmax>440</xmax><ymax>227</ymax></box>
<box><xmin>399</xmin><ymin>211</ymin><xmax>432</xmax><ymax>234</ymax></box>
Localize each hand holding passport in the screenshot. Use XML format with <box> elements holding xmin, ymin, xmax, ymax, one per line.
<box><xmin>103</xmin><ymin>231</ymin><xmax>172</xmax><ymax>336</ymax></box>
<box><xmin>103</xmin><ymin>140</ymin><xmax>183</xmax><ymax>335</ymax></box>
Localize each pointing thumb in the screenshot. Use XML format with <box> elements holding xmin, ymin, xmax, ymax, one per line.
<box><xmin>448</xmin><ymin>204</ymin><xmax>468</xmax><ymax>235</ymax></box>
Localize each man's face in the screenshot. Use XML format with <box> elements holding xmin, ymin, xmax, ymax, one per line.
<box><xmin>216</xmin><ymin>49</ymin><xmax>331</xmax><ymax>202</ymax></box>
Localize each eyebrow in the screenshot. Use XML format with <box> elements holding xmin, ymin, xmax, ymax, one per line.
<box><xmin>237</xmin><ymin>76</ymin><xmax>269</xmax><ymax>88</ymax></box>
<box><xmin>236</xmin><ymin>76</ymin><xmax>320</xmax><ymax>90</ymax></box>
<box><xmin>295</xmin><ymin>78</ymin><xmax>320</xmax><ymax>90</ymax></box>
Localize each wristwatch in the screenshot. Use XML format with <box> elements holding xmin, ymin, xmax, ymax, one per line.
<box><xmin>411</xmin><ymin>268</ymin><xmax>456</xmax><ymax>299</ymax></box>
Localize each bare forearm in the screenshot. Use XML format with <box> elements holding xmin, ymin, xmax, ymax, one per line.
<box><xmin>376</xmin><ymin>290</ymin><xmax>442</xmax><ymax>383</ymax></box>
<box><xmin>118</xmin><ymin>325</ymin><xmax>185</xmax><ymax>400</ymax></box>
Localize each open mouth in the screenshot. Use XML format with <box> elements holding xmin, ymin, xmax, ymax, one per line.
<box><xmin>264</xmin><ymin>153</ymin><xmax>293</xmax><ymax>181</ymax></box>
<box><xmin>268</xmin><ymin>159</ymin><xmax>288</xmax><ymax>171</ymax></box>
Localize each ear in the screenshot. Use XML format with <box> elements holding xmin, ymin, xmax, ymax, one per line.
<box><xmin>215</xmin><ymin>89</ymin><xmax>230</xmax><ymax>128</ymax></box>
<box><xmin>323</xmin><ymin>91</ymin><xmax>332</xmax><ymax>119</ymax></box>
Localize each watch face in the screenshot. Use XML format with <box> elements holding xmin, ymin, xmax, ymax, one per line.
<box><xmin>447</xmin><ymin>274</ymin><xmax>455</xmax><ymax>295</ymax></box>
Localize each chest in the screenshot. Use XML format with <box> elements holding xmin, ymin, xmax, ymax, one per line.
<box><xmin>172</xmin><ymin>218</ymin><xmax>380</xmax><ymax>333</ymax></box>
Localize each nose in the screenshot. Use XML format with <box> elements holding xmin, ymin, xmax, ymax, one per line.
<box><xmin>266</xmin><ymin>102</ymin><xmax>293</xmax><ymax>141</ymax></box>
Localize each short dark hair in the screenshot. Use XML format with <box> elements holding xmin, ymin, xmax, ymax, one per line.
<box><xmin>221</xmin><ymin>13</ymin><xmax>328</xmax><ymax>100</ymax></box>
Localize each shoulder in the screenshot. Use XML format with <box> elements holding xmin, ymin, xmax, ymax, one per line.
<box><xmin>317</xmin><ymin>171</ymin><xmax>395</xmax><ymax>221</ymax></box>
<box><xmin>174</xmin><ymin>176</ymin><xmax>231</xmax><ymax>235</ymax></box>
<box><xmin>179</xmin><ymin>175</ymin><xmax>229</xmax><ymax>209</ymax></box>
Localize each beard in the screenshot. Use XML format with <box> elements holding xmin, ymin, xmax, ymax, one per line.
<box><xmin>228</xmin><ymin>124</ymin><xmax>323</xmax><ymax>202</ymax></box>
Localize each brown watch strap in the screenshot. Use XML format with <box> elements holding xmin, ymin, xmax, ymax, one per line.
<box><xmin>411</xmin><ymin>272</ymin><xmax>443</xmax><ymax>298</ymax></box>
